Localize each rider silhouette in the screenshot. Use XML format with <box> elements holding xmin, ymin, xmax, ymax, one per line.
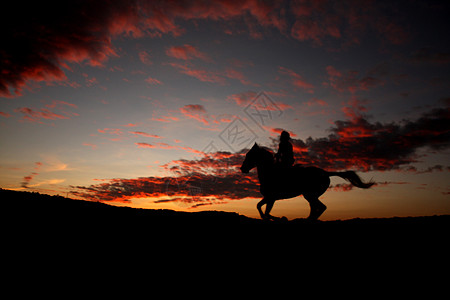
<box><xmin>275</xmin><ymin>131</ymin><xmax>294</xmax><ymax>168</ymax></box>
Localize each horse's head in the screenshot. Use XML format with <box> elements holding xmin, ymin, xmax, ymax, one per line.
<box><xmin>240</xmin><ymin>143</ymin><xmax>260</xmax><ymax>173</ymax></box>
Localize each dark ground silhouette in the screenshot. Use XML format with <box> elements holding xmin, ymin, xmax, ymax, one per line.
<box><xmin>2</xmin><ymin>189</ymin><xmax>448</xmax><ymax>230</ymax></box>
<box><xmin>4</xmin><ymin>189</ymin><xmax>447</xmax><ymax>285</ymax></box>
<box><xmin>3</xmin><ymin>187</ymin><xmax>450</xmax><ymax>272</ymax></box>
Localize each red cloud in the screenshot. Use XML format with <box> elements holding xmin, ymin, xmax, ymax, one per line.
<box><xmin>1</xmin><ymin>0</ymin><xmax>289</xmax><ymax>97</ymax></box>
<box><xmin>21</xmin><ymin>161</ymin><xmax>43</xmax><ymax>188</ymax></box>
<box><xmin>268</xmin><ymin>128</ymin><xmax>298</xmax><ymax>138</ymax></box>
<box><xmin>72</xmin><ymin>149</ymin><xmax>258</xmax><ymax>206</ymax></box>
<box><xmin>181</xmin><ymin>104</ymin><xmax>206</xmax><ymax>113</ymax></box>
<box><xmin>136</xmin><ymin>142</ymin><xmax>156</xmax><ymax>149</ymax></box>
<box><xmin>98</xmin><ymin>128</ymin><xmax>123</xmax><ymax>135</ymax></box>
<box><xmin>166</xmin><ymin>44</ymin><xmax>211</xmax><ymax>62</ymax></box>
<box><xmin>224</xmin><ymin>68</ymin><xmax>256</xmax><ymax>86</ymax></box>
<box><xmin>21</xmin><ymin>172</ymin><xmax>39</xmax><ymax>188</ymax></box>
<box><xmin>226</xmin><ymin>91</ymin><xmax>292</xmax><ymax>112</ymax></box>
<box><xmin>0</xmin><ymin>112</ymin><xmax>12</xmax><ymax>118</ymax></box>
<box><xmin>129</xmin><ymin>131</ymin><xmax>162</xmax><ymax>138</ymax></box>
<box><xmin>180</xmin><ymin>104</ymin><xmax>209</xmax><ymax>125</ymax></box>
<box><xmin>74</xmin><ymin>104</ymin><xmax>450</xmax><ymax>206</ymax></box>
<box><xmin>178</xmin><ymin>104</ymin><xmax>233</xmax><ymax>127</ymax></box>
<box><xmin>144</xmin><ymin>77</ymin><xmax>163</xmax><ymax>85</ymax></box>
<box><xmin>278</xmin><ymin>67</ymin><xmax>314</xmax><ymax>93</ymax></box>
<box><xmin>151</xmin><ymin>114</ymin><xmax>179</xmax><ymax>123</ymax></box>
<box><xmin>227</xmin><ymin>91</ymin><xmax>257</xmax><ymax>107</ymax></box>
<box><xmin>168</xmin><ymin>63</ymin><xmax>226</xmax><ymax>84</ymax></box>
<box><xmin>291</xmin><ymin>18</ymin><xmax>340</xmax><ymax>45</ymax></box>
<box><xmin>324</xmin><ymin>65</ymin><xmax>385</xmax><ymax>94</ymax></box>
<box><xmin>286</xmin><ymin>106</ymin><xmax>450</xmax><ymax>172</ymax></box>
<box><xmin>72</xmin><ymin>171</ymin><xmax>259</xmax><ymax>206</ymax></box>
<box><xmin>135</xmin><ymin>142</ymin><xmax>203</xmax><ymax>154</ymax></box>
<box><xmin>138</xmin><ymin>51</ymin><xmax>153</xmax><ymax>65</ymax></box>
<box><xmin>45</xmin><ymin>100</ymin><xmax>78</xmax><ymax>109</ymax></box>
<box><xmin>15</xmin><ymin>107</ymin><xmax>70</xmax><ymax>123</ymax></box>
<box><xmin>2</xmin><ymin>1</ymin><xmax>416</xmax><ymax>97</ymax></box>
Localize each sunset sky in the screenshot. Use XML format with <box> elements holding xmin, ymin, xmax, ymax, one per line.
<box><xmin>1</xmin><ymin>0</ymin><xmax>449</xmax><ymax>220</ymax></box>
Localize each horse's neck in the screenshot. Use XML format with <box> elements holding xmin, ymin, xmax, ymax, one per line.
<box><xmin>256</xmin><ymin>162</ymin><xmax>274</xmax><ymax>184</ymax></box>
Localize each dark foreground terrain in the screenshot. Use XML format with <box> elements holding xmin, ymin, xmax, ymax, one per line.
<box><xmin>3</xmin><ymin>189</ymin><xmax>447</xmax><ymax>293</ymax></box>
<box><xmin>3</xmin><ymin>189</ymin><xmax>449</xmax><ymax>274</ymax></box>
<box><xmin>2</xmin><ymin>189</ymin><xmax>448</xmax><ymax>234</ymax></box>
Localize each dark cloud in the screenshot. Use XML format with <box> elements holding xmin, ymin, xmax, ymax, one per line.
<box><xmin>289</xmin><ymin>0</ymin><xmax>411</xmax><ymax>46</ymax></box>
<box><xmin>1</xmin><ymin>1</ymin><xmax>128</xmax><ymax>97</ymax></box>
<box><xmin>2</xmin><ymin>0</ymin><xmax>426</xmax><ymax>97</ymax></box>
<box><xmin>410</xmin><ymin>48</ymin><xmax>450</xmax><ymax>65</ymax></box>
<box><xmin>0</xmin><ymin>0</ymin><xmax>286</xmax><ymax>97</ymax></box>
<box><xmin>287</xmin><ymin>106</ymin><xmax>450</xmax><ymax>172</ymax></box>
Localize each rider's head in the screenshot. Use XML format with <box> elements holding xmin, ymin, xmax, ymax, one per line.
<box><xmin>280</xmin><ymin>130</ymin><xmax>290</xmax><ymax>142</ymax></box>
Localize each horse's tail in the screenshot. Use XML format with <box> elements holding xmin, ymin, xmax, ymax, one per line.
<box><xmin>327</xmin><ymin>171</ymin><xmax>374</xmax><ymax>189</ymax></box>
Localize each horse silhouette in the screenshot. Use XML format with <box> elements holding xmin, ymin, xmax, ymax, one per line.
<box><xmin>240</xmin><ymin>143</ymin><xmax>374</xmax><ymax>220</ymax></box>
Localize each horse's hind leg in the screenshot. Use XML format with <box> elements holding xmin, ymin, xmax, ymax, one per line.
<box><xmin>304</xmin><ymin>194</ymin><xmax>327</xmax><ymax>220</ymax></box>
<box><xmin>257</xmin><ymin>198</ymin><xmax>267</xmax><ymax>219</ymax></box>
<box><xmin>257</xmin><ymin>198</ymin><xmax>275</xmax><ymax>220</ymax></box>
<box><xmin>264</xmin><ymin>198</ymin><xmax>275</xmax><ymax>220</ymax></box>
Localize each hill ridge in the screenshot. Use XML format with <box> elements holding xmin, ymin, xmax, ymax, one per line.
<box><xmin>2</xmin><ymin>188</ymin><xmax>448</xmax><ymax>226</ymax></box>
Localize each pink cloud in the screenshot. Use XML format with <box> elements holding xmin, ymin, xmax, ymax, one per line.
<box><xmin>268</xmin><ymin>127</ymin><xmax>298</xmax><ymax>137</ymax></box>
<box><xmin>138</xmin><ymin>50</ymin><xmax>153</xmax><ymax>65</ymax></box>
<box><xmin>168</xmin><ymin>63</ymin><xmax>226</xmax><ymax>84</ymax></box>
<box><xmin>152</xmin><ymin>114</ymin><xmax>179</xmax><ymax>123</ymax></box>
<box><xmin>122</xmin><ymin>123</ymin><xmax>139</xmax><ymax>127</ymax></box>
<box><xmin>278</xmin><ymin>66</ymin><xmax>314</xmax><ymax>93</ymax></box>
<box><xmin>45</xmin><ymin>100</ymin><xmax>78</xmax><ymax>109</ymax></box>
<box><xmin>341</xmin><ymin>97</ymin><xmax>369</xmax><ymax>120</ymax></box>
<box><xmin>145</xmin><ymin>77</ymin><xmax>163</xmax><ymax>85</ymax></box>
<box><xmin>227</xmin><ymin>91</ymin><xmax>257</xmax><ymax>107</ymax></box>
<box><xmin>97</xmin><ymin>128</ymin><xmax>123</xmax><ymax>135</ymax></box>
<box><xmin>166</xmin><ymin>44</ymin><xmax>211</xmax><ymax>62</ymax></box>
<box><xmin>2</xmin><ymin>1</ymin><xmax>412</xmax><ymax>97</ymax></box>
<box><xmin>129</xmin><ymin>131</ymin><xmax>163</xmax><ymax>138</ymax></box>
<box><xmin>15</xmin><ymin>107</ymin><xmax>70</xmax><ymax>123</ymax></box>
<box><xmin>306</xmin><ymin>98</ymin><xmax>328</xmax><ymax>107</ymax></box>
<box><xmin>224</xmin><ymin>68</ymin><xmax>256</xmax><ymax>86</ymax></box>
<box><xmin>0</xmin><ymin>112</ymin><xmax>11</xmax><ymax>118</ymax></box>
<box><xmin>83</xmin><ymin>143</ymin><xmax>98</xmax><ymax>150</ymax></box>
<box><xmin>135</xmin><ymin>142</ymin><xmax>203</xmax><ymax>154</ymax></box>
<box><xmin>324</xmin><ymin>65</ymin><xmax>385</xmax><ymax>94</ymax></box>
<box><xmin>136</xmin><ymin>142</ymin><xmax>156</xmax><ymax>149</ymax></box>
<box><xmin>180</xmin><ymin>104</ymin><xmax>209</xmax><ymax>125</ymax></box>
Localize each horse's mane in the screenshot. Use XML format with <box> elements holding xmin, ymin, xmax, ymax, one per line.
<box><xmin>259</xmin><ymin>146</ymin><xmax>275</xmax><ymax>163</ymax></box>
<box><xmin>260</xmin><ymin>146</ymin><xmax>273</xmax><ymax>153</ymax></box>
